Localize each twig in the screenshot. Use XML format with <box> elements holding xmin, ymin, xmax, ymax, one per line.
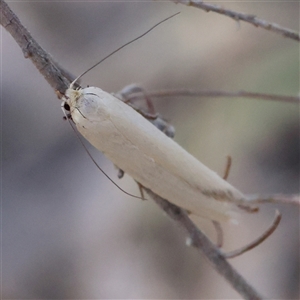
<box><xmin>224</xmin><ymin>210</ymin><xmax>281</xmax><ymax>259</ymax></box>
<box><xmin>144</xmin><ymin>188</ymin><xmax>263</xmax><ymax>300</ymax></box>
<box><xmin>127</xmin><ymin>89</ymin><xmax>300</xmax><ymax>105</ymax></box>
<box><xmin>169</xmin><ymin>0</ymin><xmax>300</xmax><ymax>42</ymax></box>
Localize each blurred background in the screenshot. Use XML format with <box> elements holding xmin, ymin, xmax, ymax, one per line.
<box><xmin>2</xmin><ymin>1</ymin><xmax>299</xmax><ymax>299</ymax></box>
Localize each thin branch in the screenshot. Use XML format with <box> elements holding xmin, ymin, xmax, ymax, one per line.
<box><xmin>127</xmin><ymin>89</ymin><xmax>300</xmax><ymax>105</ymax></box>
<box><xmin>169</xmin><ymin>0</ymin><xmax>300</xmax><ymax>42</ymax></box>
<box><xmin>0</xmin><ymin>0</ymin><xmax>70</xmax><ymax>94</ymax></box>
<box><xmin>144</xmin><ymin>188</ymin><xmax>263</xmax><ymax>300</ymax></box>
<box><xmin>224</xmin><ymin>210</ymin><xmax>282</xmax><ymax>259</ymax></box>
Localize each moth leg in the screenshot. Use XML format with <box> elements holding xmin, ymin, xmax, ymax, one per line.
<box><xmin>224</xmin><ymin>210</ymin><xmax>281</xmax><ymax>259</ymax></box>
<box><xmin>186</xmin><ymin>212</ymin><xmax>223</xmax><ymax>248</ymax></box>
<box><xmin>223</xmin><ymin>155</ymin><xmax>232</xmax><ymax>180</ymax></box>
<box><xmin>212</xmin><ymin>220</ymin><xmax>224</xmax><ymax>248</ymax></box>
<box><xmin>115</xmin><ymin>167</ymin><xmax>146</xmax><ymax>201</ymax></box>
<box><xmin>211</xmin><ymin>155</ymin><xmax>257</xmax><ymax>248</ymax></box>
<box><xmin>211</xmin><ymin>156</ymin><xmax>234</xmax><ymax>248</ymax></box>
<box><xmin>221</xmin><ymin>155</ymin><xmax>259</xmax><ymax>213</ymax></box>
<box><xmin>117</xmin><ymin>168</ymin><xmax>125</xmax><ymax>179</ymax></box>
<box><xmin>137</xmin><ymin>182</ymin><xmax>146</xmax><ymax>200</ymax></box>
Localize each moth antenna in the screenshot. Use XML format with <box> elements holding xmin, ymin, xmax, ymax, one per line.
<box><xmin>64</xmin><ymin>113</ymin><xmax>144</xmax><ymax>200</ymax></box>
<box><xmin>70</xmin><ymin>12</ymin><xmax>180</xmax><ymax>88</ymax></box>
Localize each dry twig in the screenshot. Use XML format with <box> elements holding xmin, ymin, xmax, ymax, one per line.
<box><xmin>127</xmin><ymin>89</ymin><xmax>300</xmax><ymax>105</ymax></box>
<box><xmin>168</xmin><ymin>0</ymin><xmax>300</xmax><ymax>42</ymax></box>
<box><xmin>144</xmin><ymin>187</ymin><xmax>263</xmax><ymax>300</ymax></box>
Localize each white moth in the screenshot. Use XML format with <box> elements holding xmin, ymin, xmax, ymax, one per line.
<box><xmin>63</xmin><ymin>14</ymin><xmax>254</xmax><ymax>223</ymax></box>
<box><xmin>64</xmin><ymin>85</ymin><xmax>251</xmax><ymax>223</ymax></box>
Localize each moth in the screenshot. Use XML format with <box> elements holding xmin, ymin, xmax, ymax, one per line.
<box><xmin>62</xmin><ymin>14</ymin><xmax>255</xmax><ymax>224</ymax></box>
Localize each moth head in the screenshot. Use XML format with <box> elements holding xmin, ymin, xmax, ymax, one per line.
<box><xmin>61</xmin><ymin>82</ymin><xmax>83</xmax><ymax>120</ymax></box>
<box><xmin>64</xmin><ymin>83</ymin><xmax>82</xmax><ymax>106</ymax></box>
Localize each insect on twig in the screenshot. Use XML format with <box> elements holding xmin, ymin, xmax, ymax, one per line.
<box><xmin>62</xmin><ymin>12</ymin><xmax>281</xmax><ymax>255</ymax></box>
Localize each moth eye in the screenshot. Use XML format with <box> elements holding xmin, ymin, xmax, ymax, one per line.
<box><xmin>64</xmin><ymin>102</ymin><xmax>70</xmax><ymax>111</ymax></box>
